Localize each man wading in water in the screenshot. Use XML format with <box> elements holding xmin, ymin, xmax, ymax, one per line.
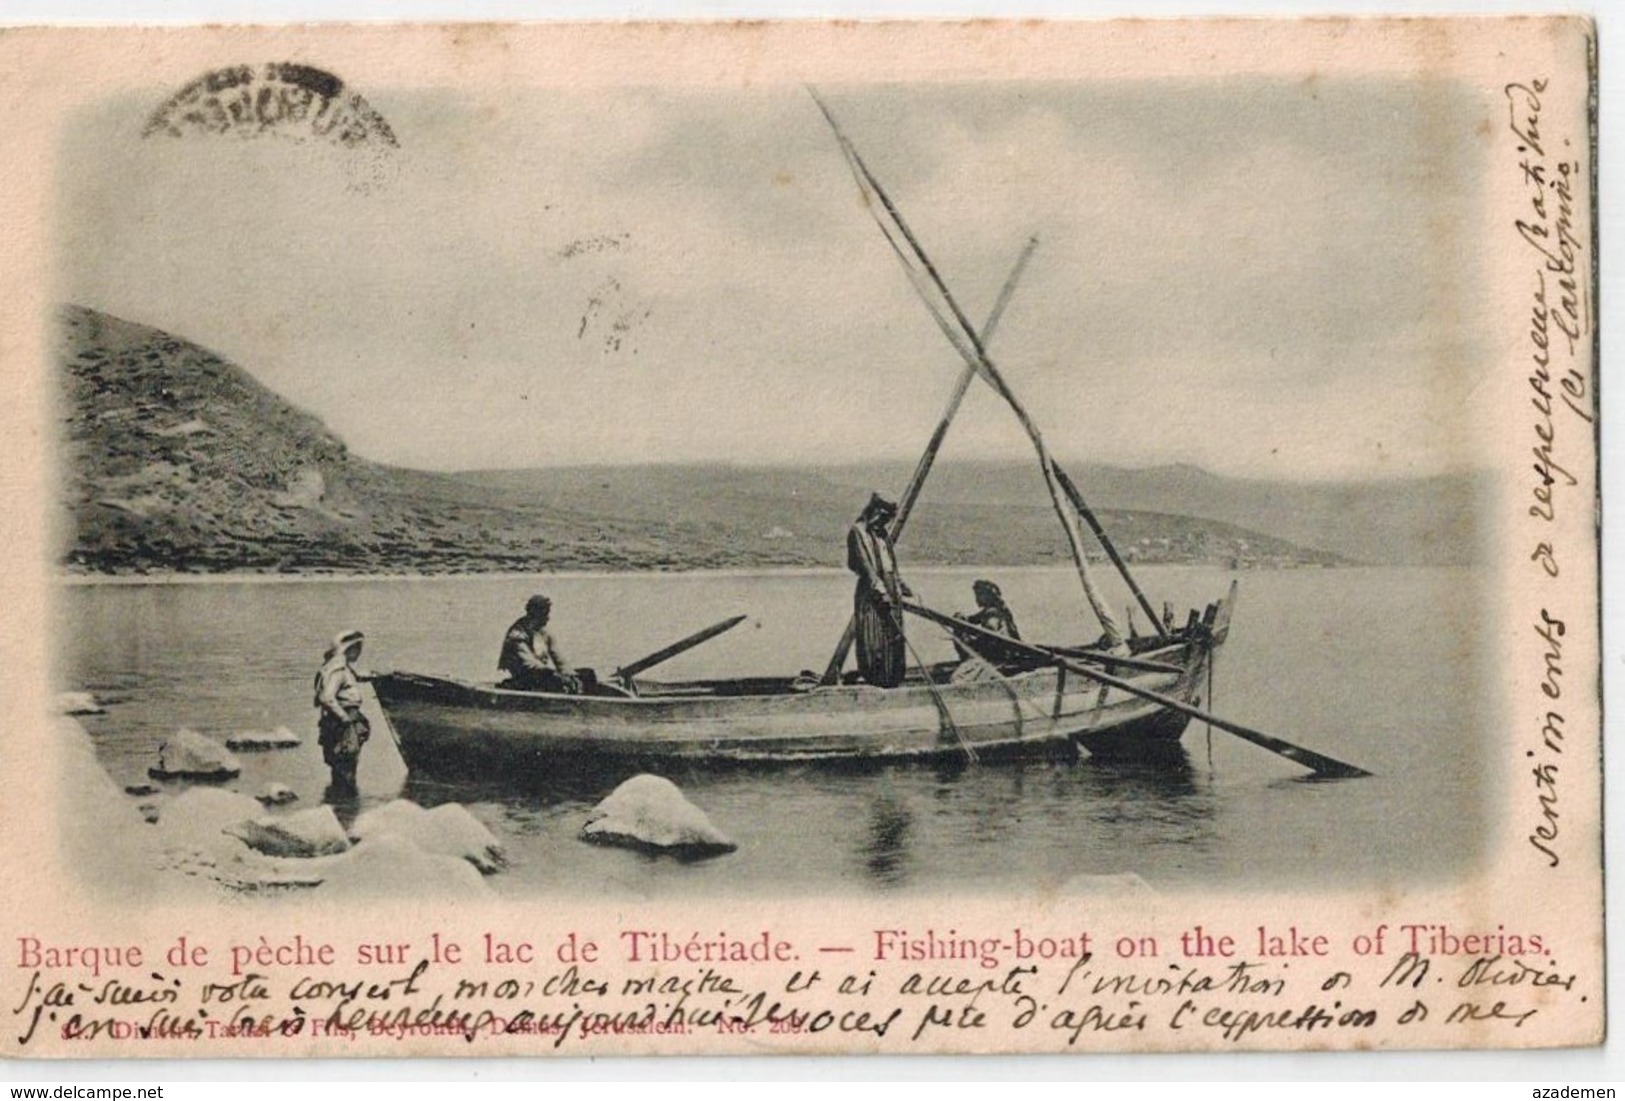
<box><xmin>314</xmin><ymin>629</ymin><xmax>369</xmax><ymax>794</ymax></box>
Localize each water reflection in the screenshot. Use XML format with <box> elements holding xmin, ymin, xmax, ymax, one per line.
<box><xmin>399</xmin><ymin>749</ymin><xmax>1221</xmax><ymax>892</ymax></box>
<box><xmin>322</xmin><ymin>783</ymin><xmax>366</xmax><ymax>831</ymax></box>
<box><xmin>401</xmin><ymin>758</ymin><xmax>645</xmax><ymax>806</ymax></box>
<box><xmin>860</xmin><ymin>793</ymin><xmax>914</xmax><ymax>888</ymax></box>
<box><xmin>832</xmin><ymin>753</ymin><xmax>1220</xmax><ymax>890</ymax></box>
<box><xmin>1079</xmin><ymin>751</ymin><xmax>1215</xmax><ymax>852</ymax></box>
<box><xmin>1078</xmin><ymin>747</ymin><xmax>1201</xmax><ymax>800</ymax></box>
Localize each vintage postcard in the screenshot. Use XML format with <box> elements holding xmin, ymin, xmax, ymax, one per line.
<box><xmin>0</xmin><ymin>18</ymin><xmax>1599</xmax><ymax>1058</ymax></box>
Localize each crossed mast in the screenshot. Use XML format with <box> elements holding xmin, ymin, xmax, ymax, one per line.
<box><xmin>805</xmin><ymin>91</ymin><xmax>1371</xmax><ymax>780</ymax></box>
<box><xmin>809</xmin><ymin>87</ymin><xmax>1167</xmax><ymax>687</ymax></box>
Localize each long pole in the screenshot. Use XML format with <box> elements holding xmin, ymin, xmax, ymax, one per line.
<box><xmin>1052</xmin><ymin>466</ymin><xmax>1168</xmax><ymax>638</ymax></box>
<box><xmin>900</xmin><ymin>601</ymin><xmax>1370</xmax><ymax>779</ymax></box>
<box><xmin>613</xmin><ymin>614</ymin><xmax>748</xmax><ymax>683</ymax></box>
<box><xmin>811</xmin><ymin>89</ymin><xmax>1124</xmax><ymax>649</ymax></box>
<box><xmin>1062</xmin><ymin>660</ymin><xmax>1371</xmax><ymax>779</ymax></box>
<box><xmin>903</xmin><ymin>600</ymin><xmax>1182</xmax><ymax>675</ymax></box>
<box><xmin>821</xmin><ymin>237</ymin><xmax>1039</xmax><ymax>685</ymax></box>
<box><xmin>894</xmin><ymin>235</ymin><xmax>1040</xmax><ymax>532</ymax></box>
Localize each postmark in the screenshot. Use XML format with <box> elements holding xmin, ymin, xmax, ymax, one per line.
<box><xmin>143</xmin><ymin>62</ymin><xmax>398</xmax><ymax>189</ymax></box>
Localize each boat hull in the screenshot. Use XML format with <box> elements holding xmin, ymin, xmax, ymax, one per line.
<box><xmin>373</xmin><ymin>626</ymin><xmax>1230</xmax><ymax>781</ymax></box>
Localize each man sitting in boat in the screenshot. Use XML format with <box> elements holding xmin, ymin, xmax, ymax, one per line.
<box><xmin>498</xmin><ymin>594</ymin><xmax>583</xmax><ymax>694</ymax></box>
<box><xmin>953</xmin><ymin>579</ymin><xmax>1021</xmax><ymax>651</ymax></box>
<box><xmin>950</xmin><ymin>579</ymin><xmax>1028</xmax><ymax>679</ymax></box>
<box><xmin>847</xmin><ymin>493</ymin><xmax>911</xmax><ymax>688</ymax></box>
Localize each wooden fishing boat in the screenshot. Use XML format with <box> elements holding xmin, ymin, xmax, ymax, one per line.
<box><xmin>371</xmin><ymin>586</ymin><xmax>1236</xmax><ymax>774</ymax></box>
<box><xmin>370</xmin><ymin>96</ymin><xmax>1370</xmax><ymax>783</ymax></box>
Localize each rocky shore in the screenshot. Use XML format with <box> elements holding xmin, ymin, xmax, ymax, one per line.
<box><xmin>59</xmin><ymin>707</ymin><xmax>746</xmax><ymax>899</ymax></box>
<box><xmin>60</xmin><ymin>716</ymin><xmax>506</xmax><ymax>898</ymax></box>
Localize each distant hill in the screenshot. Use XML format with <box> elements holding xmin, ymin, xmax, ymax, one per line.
<box><xmin>460</xmin><ymin>462</ymin><xmax>1485</xmax><ymax>568</ymax></box>
<box><xmin>454</xmin><ymin>464</ymin><xmax>1342</xmax><ymax>572</ymax></box>
<box><xmin>58</xmin><ymin>304</ymin><xmax>1470</xmax><ymax>575</ymax></box>
<box><xmin>805</xmin><ymin>461</ymin><xmax>1490</xmax><ymax>567</ymax></box>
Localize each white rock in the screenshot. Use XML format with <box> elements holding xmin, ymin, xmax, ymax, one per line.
<box><xmin>318</xmin><ymin>835</ymin><xmax>492</xmax><ymax>899</ymax></box>
<box><xmin>226</xmin><ymin>806</ymin><xmax>350</xmax><ymax>858</ymax></box>
<box><xmin>57</xmin><ymin>691</ymin><xmax>105</xmax><ymax>716</ymax></box>
<box><xmin>420</xmin><ymin>805</ymin><xmax>507</xmax><ymax>873</ymax></box>
<box><xmin>352</xmin><ymin>800</ymin><xmax>506</xmax><ymax>873</ymax></box>
<box><xmin>581</xmin><ymin>774</ymin><xmax>736</xmax><ymax>854</ymax></box>
<box><xmin>351</xmin><ymin>799</ymin><xmax>427</xmax><ymax>839</ymax></box>
<box><xmin>256</xmin><ymin>783</ymin><xmax>298</xmax><ymax>806</ymax></box>
<box><xmin>151</xmin><ymin>788</ymin><xmax>266</xmax><ymax>883</ymax></box>
<box><xmin>226</xmin><ymin>727</ymin><xmax>302</xmax><ymax>751</ymax></box>
<box><xmin>52</xmin><ymin>719</ymin><xmax>493</xmax><ymax>899</ymax></box>
<box><xmin>154</xmin><ymin>791</ymin><xmax>353</xmax><ymax>893</ymax></box>
<box><xmin>149</xmin><ymin>729</ymin><xmax>241</xmax><ymax>781</ymax></box>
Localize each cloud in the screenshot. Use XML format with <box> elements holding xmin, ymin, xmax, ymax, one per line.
<box><xmin>58</xmin><ymin>79</ymin><xmax>1492</xmax><ymax>480</ymax></box>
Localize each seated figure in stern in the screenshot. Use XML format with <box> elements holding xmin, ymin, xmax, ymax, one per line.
<box><xmin>498</xmin><ymin>594</ymin><xmax>583</xmax><ymax>694</ymax></box>
<box><xmin>846</xmin><ymin>493</ymin><xmax>911</xmax><ymax>688</ymax></box>
<box><xmin>952</xmin><ymin>578</ymin><xmax>1021</xmax><ymax>654</ymax></box>
<box><xmin>963</xmin><ymin>579</ymin><xmax>1020</xmax><ymax>640</ymax></box>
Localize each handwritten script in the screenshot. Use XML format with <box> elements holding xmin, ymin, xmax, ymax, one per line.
<box><xmin>8</xmin><ymin>923</ymin><xmax>1585</xmax><ymax>1053</ymax></box>
<box><xmin>1508</xmin><ymin>75</ymin><xmax>1591</xmax><ymax>870</ymax></box>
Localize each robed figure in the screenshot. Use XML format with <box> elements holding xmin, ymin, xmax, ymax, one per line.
<box><xmin>847</xmin><ymin>493</ymin><xmax>909</xmax><ymax>688</ymax></box>
<box><xmin>314</xmin><ymin>629</ymin><xmax>370</xmax><ymax>794</ymax></box>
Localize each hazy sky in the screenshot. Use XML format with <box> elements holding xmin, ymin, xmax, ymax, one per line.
<box><xmin>60</xmin><ymin>77</ymin><xmax>1493</xmax><ymax>479</ymax></box>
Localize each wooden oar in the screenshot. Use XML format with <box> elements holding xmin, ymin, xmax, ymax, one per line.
<box><xmin>904</xmin><ymin>602</ymin><xmax>1183</xmax><ymax>676</ymax></box>
<box><xmin>1064</xmin><ymin>661</ymin><xmax>1370</xmax><ymax>779</ymax></box>
<box><xmin>901</xmin><ymin>601</ymin><xmax>1371</xmax><ymax>779</ymax></box>
<box><xmin>613</xmin><ymin>615</ymin><xmax>748</xmax><ymax>683</ymax></box>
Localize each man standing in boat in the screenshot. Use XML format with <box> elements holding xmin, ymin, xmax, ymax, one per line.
<box><xmin>847</xmin><ymin>493</ymin><xmax>910</xmax><ymax>688</ymax></box>
<box><xmin>498</xmin><ymin>594</ymin><xmax>582</xmax><ymax>694</ymax></box>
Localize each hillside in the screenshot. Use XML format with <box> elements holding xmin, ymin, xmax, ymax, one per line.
<box><xmin>459</xmin><ymin>462</ymin><xmax>1488</xmax><ymax>568</ymax></box>
<box><xmin>59</xmin><ymin>306</ymin><xmax>731</xmax><ymax>573</ymax></box>
<box><xmin>456</xmin><ymin>466</ymin><xmax>1341</xmax><ymax>571</ymax></box>
<box><xmin>60</xmin><ymin>304</ymin><xmax>1370</xmax><ymax>575</ymax></box>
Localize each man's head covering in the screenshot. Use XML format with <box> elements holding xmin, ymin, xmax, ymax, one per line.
<box><xmin>526</xmin><ymin>594</ymin><xmax>553</xmax><ymax>620</ymax></box>
<box><xmin>325</xmin><ymin>629</ymin><xmax>365</xmax><ymax>661</ymax></box>
<box><xmin>973</xmin><ymin>579</ymin><xmax>1003</xmax><ymax>602</ymax></box>
<box><xmin>861</xmin><ymin>492</ymin><xmax>898</xmax><ymax>522</ymax></box>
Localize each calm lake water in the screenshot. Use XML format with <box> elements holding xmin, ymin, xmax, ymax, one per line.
<box><xmin>59</xmin><ymin>565</ymin><xmax>1490</xmax><ymax>896</ymax></box>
